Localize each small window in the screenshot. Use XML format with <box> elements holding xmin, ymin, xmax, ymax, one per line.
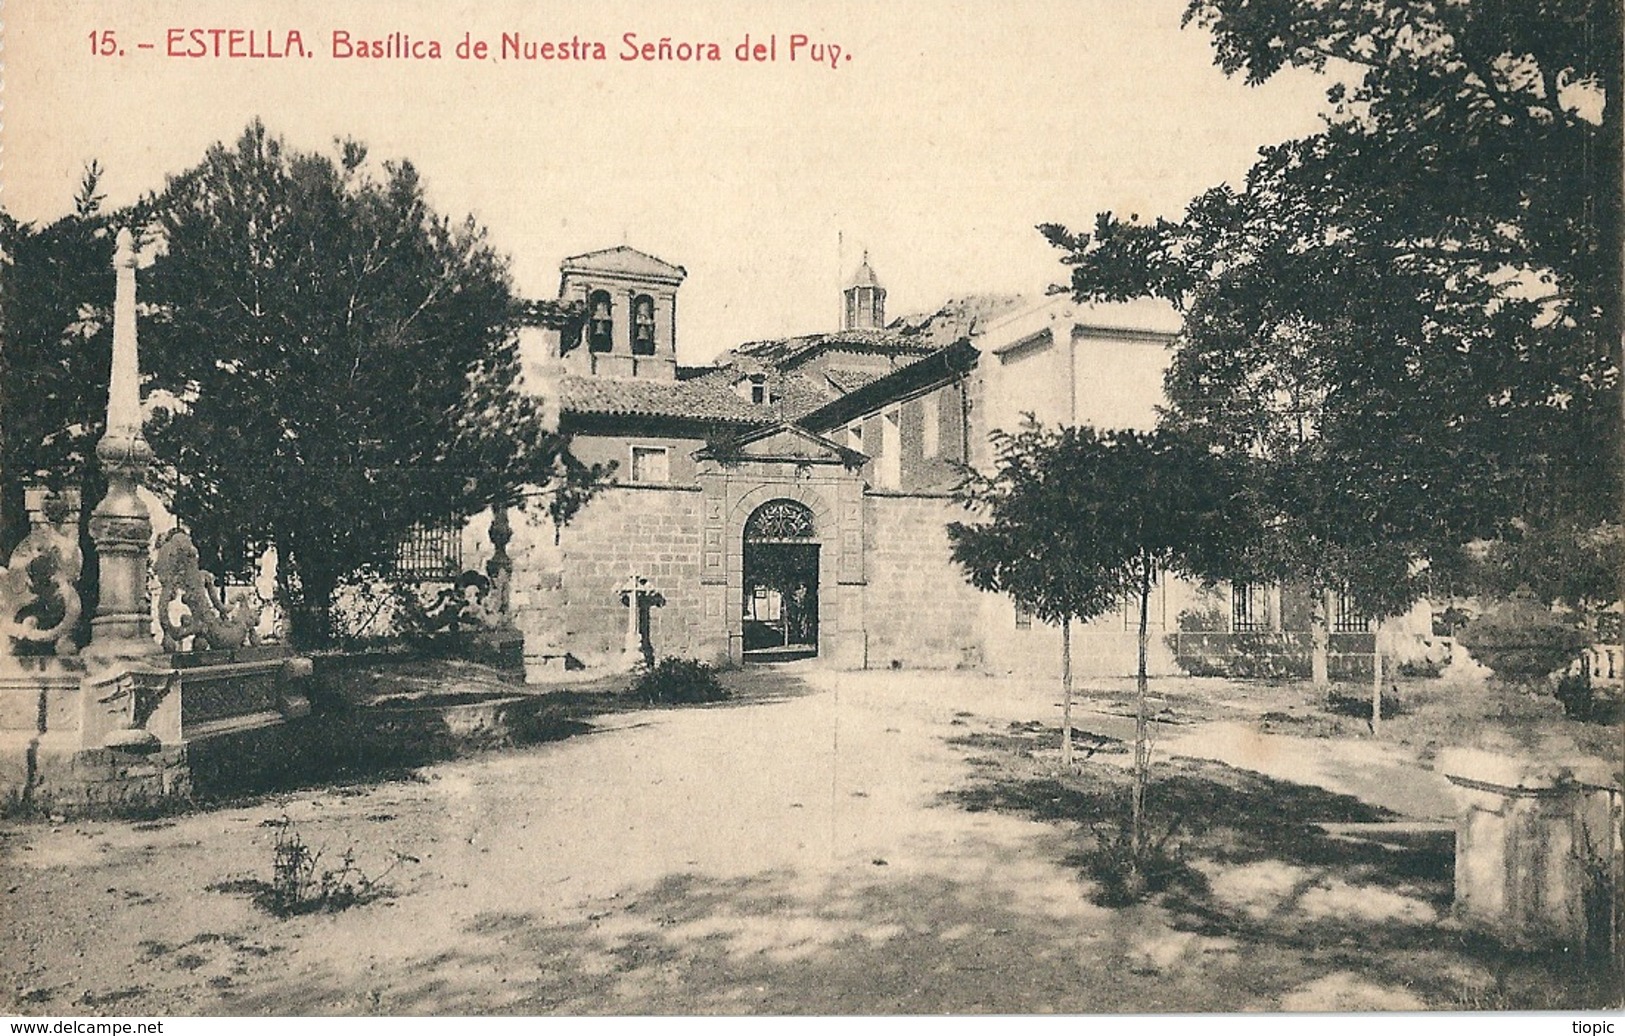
<box><xmin>1014</xmin><ymin>604</ymin><xmax>1033</xmax><ymax>630</ymax></box>
<box><xmin>629</xmin><ymin>446</ymin><xmax>670</xmax><ymax>484</ymax></box>
<box><xmin>921</xmin><ymin>394</ymin><xmax>940</xmax><ymax>459</ymax></box>
<box><xmin>734</xmin><ymin>373</ymin><xmax>769</xmax><ymax>405</ymax></box>
<box><xmin>588</xmin><ymin>290</ymin><xmax>614</xmax><ymax>353</ymax></box>
<box><xmin>877</xmin><ymin>410</ymin><xmax>901</xmax><ymax>489</ymax></box>
<box><xmin>631</xmin><ymin>294</ymin><xmax>656</xmax><ymax>356</ymax></box>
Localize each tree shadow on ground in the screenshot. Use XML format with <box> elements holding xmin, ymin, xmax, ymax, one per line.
<box><xmin>940</xmin><ymin>720</ymin><xmax>1623</xmax><ymax>1011</ymax></box>
<box><xmin>204</xmin><ymin>856</ymin><xmax>1621</xmax><ymax>1016</ymax></box>
<box><xmin>187</xmin><ymin>664</ymin><xmax>816</xmax><ymax>813</ymax></box>
<box><xmin>197</xmin><ymin>865</ymin><xmax>1372</xmax><ymax>1015</ymax></box>
<box><xmin>947</xmin><ymin>725</ymin><xmax>1400</xmax><ymax>871</ymax></box>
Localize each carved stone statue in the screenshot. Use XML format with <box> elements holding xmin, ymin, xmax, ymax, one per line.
<box><xmin>411</xmin><ymin>570</ymin><xmax>492</xmax><ymax>633</ymax></box>
<box><xmin>152</xmin><ymin>528</ymin><xmax>261</xmax><ymax>652</ymax></box>
<box><xmin>0</xmin><ymin>493</ymin><xmax>83</xmax><ymax>656</ymax></box>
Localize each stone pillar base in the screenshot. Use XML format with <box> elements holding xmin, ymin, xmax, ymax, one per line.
<box><xmin>1441</xmin><ymin>747</ymin><xmax>1622</xmax><ymax>953</ymax></box>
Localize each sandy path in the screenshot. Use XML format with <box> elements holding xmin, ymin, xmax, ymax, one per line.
<box><xmin>1</xmin><ymin>669</ymin><xmax>1453</xmax><ymax>1015</ymax></box>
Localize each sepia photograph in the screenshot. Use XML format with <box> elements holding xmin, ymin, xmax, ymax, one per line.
<box><xmin>1</xmin><ymin>0</ymin><xmax>1621</xmax><ymax>1022</ymax></box>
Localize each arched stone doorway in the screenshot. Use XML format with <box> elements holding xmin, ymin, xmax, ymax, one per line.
<box><xmin>741</xmin><ymin>499</ymin><xmax>820</xmax><ymax>661</ymax></box>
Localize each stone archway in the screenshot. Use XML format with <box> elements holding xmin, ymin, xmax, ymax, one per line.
<box><xmin>697</xmin><ymin>442</ymin><xmax>866</xmax><ymax>667</ymax></box>
<box><xmin>741</xmin><ymin>499</ymin><xmax>820</xmax><ymax>660</ymax></box>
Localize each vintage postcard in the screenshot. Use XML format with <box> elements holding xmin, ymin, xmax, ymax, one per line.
<box><xmin>1</xmin><ymin>0</ymin><xmax>1619</xmax><ymax>1025</ymax></box>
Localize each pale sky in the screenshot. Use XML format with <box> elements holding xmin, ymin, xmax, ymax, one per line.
<box><xmin>5</xmin><ymin>0</ymin><xmax>1333</xmax><ymax>363</ymax></box>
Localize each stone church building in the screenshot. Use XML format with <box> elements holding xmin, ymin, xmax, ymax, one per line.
<box><xmin>493</xmin><ymin>244</ymin><xmax>1210</xmax><ymax>682</ymax></box>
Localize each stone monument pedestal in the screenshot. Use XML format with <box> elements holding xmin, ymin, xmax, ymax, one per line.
<box><xmin>1441</xmin><ymin>747</ymin><xmax>1621</xmax><ymax>954</ymax></box>
<box><xmin>1</xmin><ymin>650</ymin><xmax>313</xmax><ymax>814</ymax></box>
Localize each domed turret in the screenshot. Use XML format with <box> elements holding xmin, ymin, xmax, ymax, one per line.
<box><xmin>843</xmin><ymin>251</ymin><xmax>886</xmax><ymax>330</ymax></box>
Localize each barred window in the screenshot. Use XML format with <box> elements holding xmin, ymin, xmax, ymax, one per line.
<box><xmin>1231</xmin><ymin>583</ymin><xmax>1270</xmax><ymax>632</ymax></box>
<box><xmin>1333</xmin><ymin>588</ymin><xmax>1370</xmax><ymax>633</ymax></box>
<box><xmin>390</xmin><ymin>519</ymin><xmax>463</xmax><ymax>581</ymax></box>
<box><xmin>1014</xmin><ymin>603</ymin><xmax>1033</xmax><ymax>630</ymax></box>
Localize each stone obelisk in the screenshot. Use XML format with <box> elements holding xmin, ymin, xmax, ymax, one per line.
<box><xmin>86</xmin><ymin>229</ymin><xmax>159</xmax><ymax>662</ymax></box>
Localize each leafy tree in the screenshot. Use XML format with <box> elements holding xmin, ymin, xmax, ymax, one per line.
<box><xmin>1434</xmin><ymin>519</ymin><xmax>1624</xmax><ymax>626</ymax></box>
<box><xmin>0</xmin><ymin>165</ymin><xmax>115</xmax><ymax>559</ymax></box>
<box><xmin>949</xmin><ymin>420</ymin><xmax>1233</xmax><ymax>861</ymax></box>
<box><xmin>137</xmin><ymin>121</ymin><xmax>598</xmax><ymax>645</ymax></box>
<box><xmin>1040</xmin><ymin>0</ymin><xmax>1620</xmax><ymax>688</ymax></box>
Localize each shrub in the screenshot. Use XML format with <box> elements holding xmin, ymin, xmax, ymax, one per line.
<box><xmin>627</xmin><ymin>657</ymin><xmax>730</xmax><ymax>705</ymax></box>
<box><xmin>263</xmin><ymin>818</ymin><xmax>393</xmax><ymax>916</ymax></box>
<box><xmin>1175</xmin><ymin>606</ymin><xmax>1229</xmax><ymax>633</ymax></box>
<box><xmin>1076</xmin><ymin>816</ymin><xmax>1204</xmax><ymax>907</ymax></box>
<box><xmin>1457</xmin><ymin>594</ymin><xmax>1589</xmax><ymax>684</ymax></box>
<box><xmin>1553</xmin><ymin>671</ymin><xmax>1595</xmax><ymax>720</ymax></box>
<box><xmin>1397</xmin><ymin>656</ymin><xmax>1445</xmax><ymax>678</ymax></box>
<box><xmin>1326</xmin><ymin>688</ymin><xmax>1405</xmax><ymax>721</ymax></box>
<box><xmin>1228</xmin><ymin>636</ymin><xmax>1298</xmax><ymax>680</ymax></box>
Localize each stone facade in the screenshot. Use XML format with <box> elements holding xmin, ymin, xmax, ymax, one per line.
<box><xmin>697</xmin><ymin>446</ymin><xmax>869</xmax><ymax>669</ymax></box>
<box><xmin>557</xmin><ymin>247</ymin><xmax>685</xmax><ymax>382</ymax></box>
<box><xmin>511</xmin><ymin>475</ymin><xmax>993</xmax><ymax>677</ymax></box>
<box><xmin>511</xmin><ymin>485</ymin><xmax>707</xmax><ymax>673</ymax></box>
<box><xmin>512</xmin><ymin>247</ymin><xmax>1294</xmax><ymax>681</ymax></box>
<box><xmin>860</xmin><ymin>493</ymin><xmax>986</xmax><ymax>670</ymax></box>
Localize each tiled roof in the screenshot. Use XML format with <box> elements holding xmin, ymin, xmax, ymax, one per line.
<box><xmin>773</xmin><ymin>371</ymin><xmax>844</xmax><ymax>421</ymax></box>
<box><xmin>822</xmin><ymin>367</ymin><xmax>887</xmax><ymax>394</ymax></box>
<box><xmin>556</xmin><ymin>311</ymin><xmax>976</xmax><ymax>429</ymax></box>
<box><xmin>683</xmin><ymin>362</ymin><xmax>846</xmax><ymax>423</ymax></box>
<box><xmin>799</xmin><ymin>339</ymin><xmax>981</xmax><ymax>431</ymax></box>
<box><xmin>688</xmin><ymin>328</ymin><xmax>944</xmax><ymax>423</ymax></box>
<box><xmin>557</xmin><ymin>375</ymin><xmax>768</xmax><ymax>425</ymax></box>
<box><xmin>728</xmin><ymin>329</ymin><xmax>933</xmax><ymax>369</ymax></box>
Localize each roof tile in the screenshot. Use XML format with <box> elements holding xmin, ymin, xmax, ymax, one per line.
<box><xmin>558</xmin><ymin>374</ymin><xmax>767</xmax><ymax>425</ymax></box>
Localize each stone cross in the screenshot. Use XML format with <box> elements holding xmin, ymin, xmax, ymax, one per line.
<box><xmin>86</xmin><ymin>229</ymin><xmax>159</xmax><ymax>663</ymax></box>
<box><xmin>618</xmin><ymin>573</ymin><xmax>653</xmax><ymax>665</ymax></box>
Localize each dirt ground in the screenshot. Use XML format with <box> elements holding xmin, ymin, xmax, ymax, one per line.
<box><xmin>1</xmin><ymin>665</ymin><xmax>1619</xmax><ymax>1015</ymax></box>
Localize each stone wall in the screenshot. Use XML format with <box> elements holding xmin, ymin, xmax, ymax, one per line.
<box><xmin>1171</xmin><ymin>631</ymin><xmax>1378</xmax><ymax>680</ymax></box>
<box><xmin>861</xmin><ymin>492</ymin><xmax>986</xmax><ymax>669</ymax></box>
<box><xmin>518</xmin><ymin>484</ymin><xmax>708</xmax><ymax>669</ymax></box>
<box><xmin>565</xmin><ymin>432</ymin><xmax>708</xmax><ymax>487</ymax></box>
<box><xmin>979</xmin><ymin>582</ymin><xmax>1196</xmax><ymax>680</ymax></box>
